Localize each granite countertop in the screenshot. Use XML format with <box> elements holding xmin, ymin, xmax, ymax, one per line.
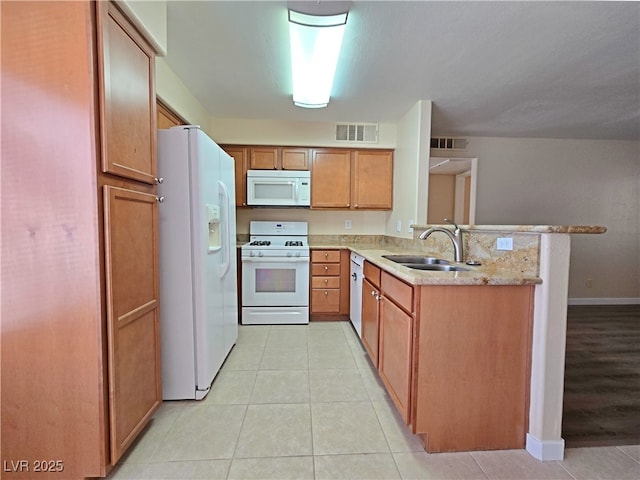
<box><xmin>310</xmin><ymin>243</ymin><xmax>542</xmax><ymax>286</ymax></box>
<box><xmin>414</xmin><ymin>225</ymin><xmax>607</xmax><ymax>234</ymax></box>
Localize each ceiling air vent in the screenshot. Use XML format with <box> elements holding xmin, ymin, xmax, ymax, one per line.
<box><xmin>336</xmin><ymin>123</ymin><xmax>378</xmax><ymax>143</ymax></box>
<box><xmin>430</xmin><ymin>137</ymin><xmax>468</xmax><ymax>150</ymax></box>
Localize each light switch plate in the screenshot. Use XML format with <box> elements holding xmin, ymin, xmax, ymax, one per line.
<box><xmin>344</xmin><ymin>219</ymin><xmax>352</xmax><ymax>230</ymax></box>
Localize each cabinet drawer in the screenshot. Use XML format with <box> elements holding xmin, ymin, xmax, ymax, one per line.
<box><xmin>381</xmin><ymin>271</ymin><xmax>413</xmax><ymax>312</ymax></box>
<box><xmin>312</xmin><ymin>276</ymin><xmax>341</xmax><ymax>289</ymax></box>
<box><xmin>312</xmin><ymin>263</ymin><xmax>341</xmax><ymax>276</ymax></box>
<box><xmin>311</xmin><ymin>250</ymin><xmax>341</xmax><ymax>263</ymax></box>
<box><xmin>311</xmin><ymin>288</ymin><xmax>340</xmax><ymax>313</ymax></box>
<box><xmin>363</xmin><ymin>261</ymin><xmax>381</xmax><ymax>288</ymax></box>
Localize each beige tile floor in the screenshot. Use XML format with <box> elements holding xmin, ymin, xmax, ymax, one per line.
<box><xmin>106</xmin><ymin>322</ymin><xmax>640</xmax><ymax>480</ymax></box>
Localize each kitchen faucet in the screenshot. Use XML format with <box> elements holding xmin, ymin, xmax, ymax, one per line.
<box><xmin>418</xmin><ymin>219</ymin><xmax>464</xmax><ymax>262</ymax></box>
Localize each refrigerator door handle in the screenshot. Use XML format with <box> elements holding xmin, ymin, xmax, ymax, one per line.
<box><xmin>218</xmin><ymin>180</ymin><xmax>231</xmax><ymax>278</ymax></box>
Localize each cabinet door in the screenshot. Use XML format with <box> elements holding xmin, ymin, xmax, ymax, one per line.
<box><xmin>311</xmin><ymin>149</ymin><xmax>351</xmax><ymax>208</ymax></box>
<box><xmin>311</xmin><ymin>288</ymin><xmax>341</xmax><ymax>313</ymax></box>
<box><xmin>352</xmin><ymin>150</ymin><xmax>393</xmax><ymax>209</ymax></box>
<box><xmin>250</xmin><ymin>147</ymin><xmax>279</xmax><ymax>169</ymax></box>
<box><xmin>223</xmin><ymin>146</ymin><xmax>249</xmax><ymax>207</ymax></box>
<box><xmin>157</xmin><ymin>101</ymin><xmax>184</xmax><ymax>129</ymax></box>
<box><xmin>379</xmin><ymin>296</ymin><xmax>413</xmax><ymax>423</ymax></box>
<box><xmin>361</xmin><ymin>278</ymin><xmax>381</xmax><ymax>367</ymax></box>
<box><xmin>98</xmin><ymin>1</ymin><xmax>156</xmax><ymax>184</ymax></box>
<box><xmin>103</xmin><ymin>186</ymin><xmax>162</xmax><ymax>463</ymax></box>
<box><xmin>282</xmin><ymin>148</ymin><xmax>309</xmax><ymax>170</ymax></box>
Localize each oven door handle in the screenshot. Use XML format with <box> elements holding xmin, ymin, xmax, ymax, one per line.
<box><xmin>242</xmin><ymin>256</ymin><xmax>309</xmax><ymax>263</ymax></box>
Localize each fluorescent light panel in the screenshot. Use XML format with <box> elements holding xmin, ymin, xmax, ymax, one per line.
<box><xmin>289</xmin><ymin>10</ymin><xmax>347</xmax><ymax>108</ymax></box>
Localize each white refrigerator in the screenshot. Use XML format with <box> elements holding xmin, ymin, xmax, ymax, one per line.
<box><xmin>157</xmin><ymin>125</ymin><xmax>238</xmax><ymax>400</ymax></box>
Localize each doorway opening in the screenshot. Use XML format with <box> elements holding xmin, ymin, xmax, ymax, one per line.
<box><xmin>427</xmin><ymin>157</ymin><xmax>477</xmax><ymax>225</ymax></box>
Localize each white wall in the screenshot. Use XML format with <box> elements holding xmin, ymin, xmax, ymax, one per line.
<box><xmin>467</xmin><ymin>137</ymin><xmax>640</xmax><ymax>301</ymax></box>
<box><xmin>120</xmin><ymin>0</ymin><xmax>167</xmax><ymax>55</ymax></box>
<box><xmin>156</xmin><ymin>58</ymin><xmax>211</xmax><ymax>129</ymax></box>
<box><xmin>387</xmin><ymin>101</ymin><xmax>432</xmax><ymax>238</ymax></box>
<box><xmin>209</xmin><ymin>117</ymin><xmax>397</xmax><ymax>149</ymax></box>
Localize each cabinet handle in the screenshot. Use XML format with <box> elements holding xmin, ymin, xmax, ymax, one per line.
<box><xmin>324</xmin><ymin>291</ymin><xmax>328</xmax><ymax>296</ymax></box>
<box><xmin>371</xmin><ymin>290</ymin><xmax>376</xmax><ymax>296</ymax></box>
<box><xmin>324</xmin><ymin>266</ymin><xmax>328</xmax><ymax>271</ymax></box>
<box><xmin>324</xmin><ymin>279</ymin><xmax>328</xmax><ymax>284</ymax></box>
<box><xmin>324</xmin><ymin>252</ymin><xmax>328</xmax><ymax>258</ymax></box>
<box><xmin>155</xmin><ymin>177</ymin><xmax>164</xmax><ymax>184</ymax></box>
<box><xmin>156</xmin><ymin>196</ymin><xmax>165</xmax><ymax>203</ymax></box>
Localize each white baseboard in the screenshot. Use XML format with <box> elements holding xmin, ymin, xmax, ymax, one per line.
<box><xmin>568</xmin><ymin>297</ymin><xmax>640</xmax><ymax>305</ymax></box>
<box><xmin>526</xmin><ymin>434</ymin><xmax>565</xmax><ymax>461</ymax></box>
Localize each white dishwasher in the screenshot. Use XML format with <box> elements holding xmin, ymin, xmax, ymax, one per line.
<box><xmin>349</xmin><ymin>252</ymin><xmax>364</xmax><ymax>338</ymax></box>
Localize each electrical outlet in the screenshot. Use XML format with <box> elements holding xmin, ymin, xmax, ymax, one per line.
<box><xmin>408</xmin><ymin>219</ymin><xmax>414</xmax><ymax>233</ymax></box>
<box><xmin>344</xmin><ymin>219</ymin><xmax>352</xmax><ymax>230</ymax></box>
<box><xmin>496</xmin><ymin>237</ymin><xmax>513</xmax><ymax>251</ymax></box>
<box><xmin>396</xmin><ymin>220</ymin><xmax>402</xmax><ymax>232</ymax></box>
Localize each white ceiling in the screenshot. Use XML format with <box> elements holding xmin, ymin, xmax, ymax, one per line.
<box><xmin>163</xmin><ymin>1</ymin><xmax>640</xmax><ymax>140</ymax></box>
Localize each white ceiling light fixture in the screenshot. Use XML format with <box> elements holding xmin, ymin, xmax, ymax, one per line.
<box><xmin>288</xmin><ymin>8</ymin><xmax>348</xmax><ymax>109</ymax></box>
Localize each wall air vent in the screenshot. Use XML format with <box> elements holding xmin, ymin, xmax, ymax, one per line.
<box><xmin>430</xmin><ymin>137</ymin><xmax>468</xmax><ymax>150</ymax></box>
<box><xmin>335</xmin><ymin>123</ymin><xmax>378</xmax><ymax>143</ymax></box>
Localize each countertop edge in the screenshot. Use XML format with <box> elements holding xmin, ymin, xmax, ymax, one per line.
<box><xmin>310</xmin><ymin>245</ymin><xmax>542</xmax><ymax>286</ymax></box>
<box><xmin>411</xmin><ymin>224</ymin><xmax>607</xmax><ymax>234</ymax></box>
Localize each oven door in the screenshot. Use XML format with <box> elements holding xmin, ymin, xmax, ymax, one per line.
<box><xmin>242</xmin><ymin>257</ymin><xmax>309</xmax><ymax>307</ymax></box>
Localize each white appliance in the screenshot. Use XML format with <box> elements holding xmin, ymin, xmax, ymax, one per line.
<box><xmin>246</xmin><ymin>170</ymin><xmax>311</xmax><ymax>207</ymax></box>
<box><xmin>241</xmin><ymin>221</ymin><xmax>309</xmax><ymax>324</ymax></box>
<box><xmin>157</xmin><ymin>125</ymin><xmax>238</xmax><ymax>400</ymax></box>
<box><xmin>350</xmin><ymin>252</ymin><xmax>364</xmax><ymax>338</ymax></box>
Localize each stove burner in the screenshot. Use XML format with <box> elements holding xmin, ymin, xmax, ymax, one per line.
<box><xmin>250</xmin><ymin>240</ymin><xmax>271</xmax><ymax>246</ymax></box>
<box><xmin>285</xmin><ymin>241</ymin><xmax>303</xmax><ymax>247</ymax></box>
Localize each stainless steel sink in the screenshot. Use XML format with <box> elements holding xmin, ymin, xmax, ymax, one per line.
<box><xmin>404</xmin><ymin>264</ymin><xmax>469</xmax><ymax>272</ymax></box>
<box><xmin>382</xmin><ymin>254</ymin><xmax>470</xmax><ymax>272</ymax></box>
<box><xmin>382</xmin><ymin>255</ymin><xmax>450</xmax><ymax>265</ymax></box>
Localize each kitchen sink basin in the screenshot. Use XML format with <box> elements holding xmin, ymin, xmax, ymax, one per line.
<box><xmin>404</xmin><ymin>264</ymin><xmax>469</xmax><ymax>272</ymax></box>
<box><xmin>382</xmin><ymin>255</ymin><xmax>450</xmax><ymax>265</ymax></box>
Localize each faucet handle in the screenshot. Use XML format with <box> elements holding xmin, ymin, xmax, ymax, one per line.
<box><xmin>444</xmin><ymin>218</ymin><xmax>461</xmax><ymax>233</ymax></box>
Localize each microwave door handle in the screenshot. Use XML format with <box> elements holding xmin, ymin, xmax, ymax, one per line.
<box><xmin>294</xmin><ymin>181</ymin><xmax>299</xmax><ymax>202</ymax></box>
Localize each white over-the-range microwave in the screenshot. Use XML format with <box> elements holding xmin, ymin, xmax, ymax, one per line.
<box><xmin>246</xmin><ymin>170</ymin><xmax>311</xmax><ymax>207</ymax></box>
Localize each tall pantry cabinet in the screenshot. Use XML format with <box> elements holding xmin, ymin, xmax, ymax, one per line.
<box><xmin>1</xmin><ymin>2</ymin><xmax>161</xmax><ymax>478</ymax></box>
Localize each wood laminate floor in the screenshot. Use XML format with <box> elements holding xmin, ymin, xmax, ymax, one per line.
<box><xmin>563</xmin><ymin>304</ymin><xmax>640</xmax><ymax>448</ymax></box>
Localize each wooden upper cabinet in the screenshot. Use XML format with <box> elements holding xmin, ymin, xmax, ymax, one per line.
<box><xmin>224</xmin><ymin>146</ymin><xmax>249</xmax><ymax>208</ymax></box>
<box><xmin>249</xmin><ymin>147</ymin><xmax>279</xmax><ymax>169</ymax></box>
<box><xmin>281</xmin><ymin>148</ymin><xmax>310</xmax><ymax>170</ymax></box>
<box><xmin>157</xmin><ymin>101</ymin><xmax>185</xmax><ymax>129</ymax></box>
<box><xmin>249</xmin><ymin>147</ymin><xmax>310</xmax><ymax>170</ymax></box>
<box><xmin>311</xmin><ymin>149</ymin><xmax>351</xmax><ymax>208</ymax></box>
<box><xmin>352</xmin><ymin>150</ymin><xmax>393</xmax><ymax>209</ymax></box>
<box><xmin>98</xmin><ymin>1</ymin><xmax>157</xmax><ymax>184</ymax></box>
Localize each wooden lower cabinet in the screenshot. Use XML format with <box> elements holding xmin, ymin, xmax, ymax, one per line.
<box><xmin>310</xmin><ymin>249</ymin><xmax>350</xmax><ymax>320</ymax></box>
<box><xmin>378</xmin><ymin>289</ymin><xmax>415</xmax><ymax>424</ymax></box>
<box><xmin>103</xmin><ymin>187</ymin><xmax>162</xmax><ymax>461</ymax></box>
<box><xmin>359</xmin><ymin>263</ymin><xmax>534</xmax><ymax>454</ymax></box>
<box><xmin>413</xmin><ymin>285</ymin><xmax>534</xmax><ymax>452</ymax></box>
<box><xmin>361</xmin><ymin>277</ymin><xmax>381</xmax><ymax>367</ymax></box>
